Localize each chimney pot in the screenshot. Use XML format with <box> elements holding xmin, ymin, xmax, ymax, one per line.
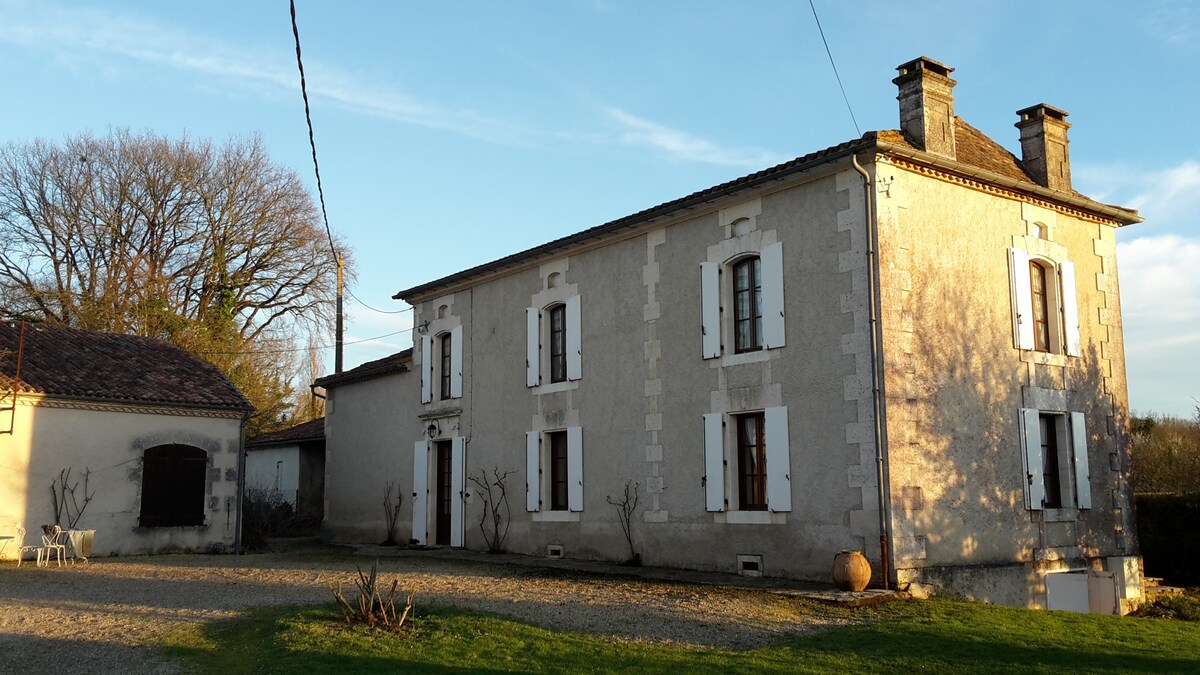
<box><xmin>893</xmin><ymin>57</ymin><xmax>957</xmax><ymax>159</ymax></box>
<box><xmin>1015</xmin><ymin>103</ymin><xmax>1072</xmax><ymax>191</ymax></box>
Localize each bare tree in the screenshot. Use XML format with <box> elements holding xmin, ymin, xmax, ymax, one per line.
<box><xmin>470</xmin><ymin>467</ymin><xmax>513</xmax><ymax>553</ymax></box>
<box><xmin>607</xmin><ymin>480</ymin><xmax>641</xmax><ymax>565</ymax></box>
<box><xmin>0</xmin><ymin>130</ymin><xmax>352</xmax><ymax>433</ymax></box>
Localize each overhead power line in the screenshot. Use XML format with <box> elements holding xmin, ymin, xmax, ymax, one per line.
<box><xmin>289</xmin><ymin>0</ymin><xmax>338</xmax><ymax>259</ymax></box>
<box><xmin>808</xmin><ymin>0</ymin><xmax>861</xmax><ymax>137</ymax></box>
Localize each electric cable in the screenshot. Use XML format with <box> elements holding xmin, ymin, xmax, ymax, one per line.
<box><xmin>808</xmin><ymin>0</ymin><xmax>861</xmax><ymax>137</ymax></box>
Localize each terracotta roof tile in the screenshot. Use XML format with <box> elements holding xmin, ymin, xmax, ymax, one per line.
<box><xmin>0</xmin><ymin>321</ymin><xmax>252</xmax><ymax>411</ymax></box>
<box><xmin>247</xmin><ymin>417</ymin><xmax>324</xmax><ymax>446</ymax></box>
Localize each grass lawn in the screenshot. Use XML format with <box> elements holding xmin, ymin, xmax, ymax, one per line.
<box><xmin>161</xmin><ymin>596</ymin><xmax>1200</xmax><ymax>674</ymax></box>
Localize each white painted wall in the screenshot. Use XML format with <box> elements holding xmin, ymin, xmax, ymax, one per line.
<box><xmin>245</xmin><ymin>445</ymin><xmax>300</xmax><ymax>505</ymax></box>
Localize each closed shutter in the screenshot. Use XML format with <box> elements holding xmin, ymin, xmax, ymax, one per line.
<box><xmin>1060</xmin><ymin>261</ymin><xmax>1081</xmax><ymax>357</ymax></box>
<box><xmin>566</xmin><ymin>295</ymin><xmax>582</xmax><ymax>381</ymax></box>
<box><xmin>700</xmin><ymin>262</ymin><xmax>721</xmax><ymax>359</ymax></box>
<box><xmin>412</xmin><ymin>440</ymin><xmax>429</xmax><ymax>544</ymax></box>
<box><xmin>1070</xmin><ymin>411</ymin><xmax>1091</xmax><ymax>509</ymax></box>
<box><xmin>703</xmin><ymin>413</ymin><xmax>725</xmax><ymax>511</ymax></box>
<box><xmin>450</xmin><ymin>436</ymin><xmax>465</xmax><ymax>546</ymax></box>
<box><xmin>526</xmin><ymin>308</ymin><xmax>540</xmax><ymax>387</ymax></box>
<box><xmin>1020</xmin><ymin>408</ymin><xmax>1044</xmax><ymax>510</ymax></box>
<box><xmin>567</xmin><ymin>426</ymin><xmax>584</xmax><ymax>512</ymax></box>
<box><xmin>760</xmin><ymin>242</ymin><xmax>786</xmax><ymax>349</ymax></box>
<box><xmin>1010</xmin><ymin>248</ymin><xmax>1035</xmax><ymax>350</ymax></box>
<box><xmin>449</xmin><ymin>325</ymin><xmax>464</xmax><ymax>398</ymax></box>
<box><xmin>526</xmin><ymin>431</ymin><xmax>540</xmax><ymax>511</ymax></box>
<box><xmin>764</xmin><ymin>406</ymin><xmax>792</xmax><ymax>512</ymax></box>
<box><xmin>420</xmin><ymin>334</ymin><xmax>433</xmax><ymax>403</ymax></box>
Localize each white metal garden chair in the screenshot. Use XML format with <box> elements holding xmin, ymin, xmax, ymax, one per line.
<box><xmin>40</xmin><ymin>525</ymin><xmax>66</xmax><ymax>567</ymax></box>
<box><xmin>14</xmin><ymin>527</ymin><xmax>45</xmax><ymax>568</ymax></box>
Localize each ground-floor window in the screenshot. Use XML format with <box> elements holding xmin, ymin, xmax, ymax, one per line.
<box><xmin>140</xmin><ymin>444</ymin><xmax>207</xmax><ymax>527</ymax></box>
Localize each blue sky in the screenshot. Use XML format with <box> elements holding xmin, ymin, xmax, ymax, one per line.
<box><xmin>0</xmin><ymin>0</ymin><xmax>1196</xmax><ymax>417</ymax></box>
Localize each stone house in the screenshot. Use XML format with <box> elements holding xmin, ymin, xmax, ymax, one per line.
<box><xmin>329</xmin><ymin>57</ymin><xmax>1143</xmax><ymax>611</ymax></box>
<box><xmin>0</xmin><ymin>321</ymin><xmax>251</xmax><ymax>557</ymax></box>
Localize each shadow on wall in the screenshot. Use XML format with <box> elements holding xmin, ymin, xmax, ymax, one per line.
<box><xmin>894</xmin><ymin>258</ymin><xmax>1128</xmax><ymax>606</ymax></box>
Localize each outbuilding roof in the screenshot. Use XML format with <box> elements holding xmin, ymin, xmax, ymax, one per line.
<box><xmin>0</xmin><ymin>321</ymin><xmax>252</xmax><ymax>411</ymax></box>
<box><xmin>313</xmin><ymin>349</ymin><xmax>411</xmax><ymax>389</ymax></box>
<box><xmin>247</xmin><ymin>416</ymin><xmax>324</xmax><ymax>447</ymax></box>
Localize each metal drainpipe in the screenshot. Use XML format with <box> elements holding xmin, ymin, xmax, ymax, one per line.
<box><xmin>851</xmin><ymin>153</ymin><xmax>892</xmax><ymax>590</ymax></box>
<box><xmin>234</xmin><ymin>411</ymin><xmax>250</xmax><ymax>555</ymax></box>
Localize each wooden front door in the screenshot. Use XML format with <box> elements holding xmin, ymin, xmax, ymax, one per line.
<box><xmin>435</xmin><ymin>440</ymin><xmax>452</xmax><ymax>545</ymax></box>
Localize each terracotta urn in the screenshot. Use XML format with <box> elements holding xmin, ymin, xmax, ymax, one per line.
<box><xmin>832</xmin><ymin>550</ymin><xmax>871</xmax><ymax>592</ymax></box>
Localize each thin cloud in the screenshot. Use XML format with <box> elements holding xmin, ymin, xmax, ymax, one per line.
<box><xmin>0</xmin><ymin>1</ymin><xmax>522</xmax><ymax>143</ymax></box>
<box><xmin>1075</xmin><ymin>160</ymin><xmax>1200</xmax><ymax>229</ymax></box>
<box><xmin>607</xmin><ymin>107</ymin><xmax>785</xmax><ymax>168</ymax></box>
<box><xmin>1142</xmin><ymin>0</ymin><xmax>1198</xmax><ymax>48</ymax></box>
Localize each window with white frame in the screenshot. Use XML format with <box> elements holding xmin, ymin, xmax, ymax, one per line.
<box><xmin>1009</xmin><ymin>248</ymin><xmax>1080</xmax><ymax>356</ymax></box>
<box><xmin>701</xmin><ymin>243</ymin><xmax>785</xmax><ymax>359</ymax></box>
<box><xmin>526</xmin><ymin>296</ymin><xmax>581</xmax><ymax>387</ymax></box>
<box><xmin>420</xmin><ymin>325</ymin><xmax>462</xmax><ymax>403</ymax></box>
<box><xmin>526</xmin><ymin>427</ymin><xmax>583</xmax><ymax>512</ymax></box>
<box><xmin>703</xmin><ymin>407</ymin><xmax>792</xmax><ymax>513</ymax></box>
<box><xmin>1018</xmin><ymin>409</ymin><xmax>1091</xmax><ymax>511</ymax></box>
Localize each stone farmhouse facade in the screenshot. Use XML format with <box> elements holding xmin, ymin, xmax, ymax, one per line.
<box><xmin>325</xmin><ymin>57</ymin><xmax>1143</xmax><ymax>611</ymax></box>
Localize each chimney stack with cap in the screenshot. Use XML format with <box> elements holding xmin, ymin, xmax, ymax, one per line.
<box><xmin>893</xmin><ymin>56</ymin><xmax>957</xmax><ymax>160</ymax></box>
<box><xmin>1015</xmin><ymin>104</ymin><xmax>1071</xmax><ymax>191</ymax></box>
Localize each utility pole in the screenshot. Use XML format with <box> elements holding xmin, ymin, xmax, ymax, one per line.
<box><xmin>335</xmin><ymin>256</ymin><xmax>344</xmax><ymax>374</ymax></box>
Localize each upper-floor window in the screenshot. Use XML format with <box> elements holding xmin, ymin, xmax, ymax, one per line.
<box><xmin>526</xmin><ymin>296</ymin><xmax>581</xmax><ymax>387</ymax></box>
<box><xmin>700</xmin><ymin>242</ymin><xmax>785</xmax><ymax>359</ymax></box>
<box><xmin>439</xmin><ymin>332</ymin><xmax>453</xmax><ymax>400</ymax></box>
<box><xmin>420</xmin><ymin>324</ymin><xmax>462</xmax><ymax>403</ymax></box>
<box><xmin>732</xmin><ymin>257</ymin><xmax>763</xmax><ymax>353</ymax></box>
<box><xmin>1009</xmin><ymin>248</ymin><xmax>1080</xmax><ymax>357</ymax></box>
<box><xmin>548</xmin><ymin>303</ymin><xmax>567</xmax><ymax>383</ymax></box>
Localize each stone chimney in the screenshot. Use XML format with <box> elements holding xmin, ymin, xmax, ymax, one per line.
<box><xmin>893</xmin><ymin>56</ymin><xmax>957</xmax><ymax>159</ymax></box>
<box><xmin>1015</xmin><ymin>104</ymin><xmax>1071</xmax><ymax>191</ymax></box>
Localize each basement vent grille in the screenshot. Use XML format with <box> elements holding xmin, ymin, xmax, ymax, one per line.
<box><xmin>546</xmin><ymin>544</ymin><xmax>564</xmax><ymax>559</ymax></box>
<box><xmin>737</xmin><ymin>554</ymin><xmax>763</xmax><ymax>577</ymax></box>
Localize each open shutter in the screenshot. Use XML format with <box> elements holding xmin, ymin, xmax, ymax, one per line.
<box><xmin>449</xmin><ymin>325</ymin><xmax>463</xmax><ymax>398</ymax></box>
<box><xmin>1070</xmin><ymin>412</ymin><xmax>1091</xmax><ymax>509</ymax></box>
<box><xmin>525</xmin><ymin>431</ymin><xmax>540</xmax><ymax>511</ymax></box>
<box><xmin>450</xmin><ymin>436</ymin><xmax>465</xmax><ymax>546</ymax></box>
<box><xmin>526</xmin><ymin>307</ymin><xmax>540</xmax><ymax>387</ymax></box>
<box><xmin>700</xmin><ymin>262</ymin><xmax>721</xmax><ymax>359</ymax></box>
<box><xmin>420</xmin><ymin>335</ymin><xmax>433</xmax><ymax>403</ymax></box>
<box><xmin>566</xmin><ymin>295</ymin><xmax>582</xmax><ymax>380</ymax></box>
<box><xmin>1060</xmin><ymin>261</ymin><xmax>1081</xmax><ymax>357</ymax></box>
<box><xmin>760</xmin><ymin>242</ymin><xmax>786</xmax><ymax>349</ymax></box>
<box><xmin>1010</xmin><ymin>248</ymin><xmax>1034</xmax><ymax>350</ymax></box>
<box><xmin>412</xmin><ymin>440</ymin><xmax>429</xmax><ymax>544</ymax></box>
<box><xmin>764</xmin><ymin>406</ymin><xmax>792</xmax><ymax>512</ymax></box>
<box><xmin>1020</xmin><ymin>408</ymin><xmax>1044</xmax><ymax>510</ymax></box>
<box><xmin>567</xmin><ymin>426</ymin><xmax>584</xmax><ymax>511</ymax></box>
<box><xmin>703</xmin><ymin>413</ymin><xmax>725</xmax><ymax>511</ymax></box>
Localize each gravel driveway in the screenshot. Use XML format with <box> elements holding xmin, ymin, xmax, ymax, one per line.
<box><xmin>0</xmin><ymin>543</ymin><xmax>856</xmax><ymax>673</ymax></box>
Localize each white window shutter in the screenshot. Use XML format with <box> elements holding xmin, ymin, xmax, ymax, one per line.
<box><xmin>703</xmin><ymin>413</ymin><xmax>725</xmax><ymax>511</ymax></box>
<box><xmin>700</xmin><ymin>262</ymin><xmax>721</xmax><ymax>359</ymax></box>
<box><xmin>566</xmin><ymin>295</ymin><xmax>582</xmax><ymax>381</ymax></box>
<box><xmin>567</xmin><ymin>426</ymin><xmax>584</xmax><ymax>512</ymax></box>
<box><xmin>761</xmin><ymin>242</ymin><xmax>786</xmax><ymax>349</ymax></box>
<box><xmin>1060</xmin><ymin>261</ymin><xmax>1081</xmax><ymax>357</ymax></box>
<box><xmin>449</xmin><ymin>325</ymin><xmax>464</xmax><ymax>398</ymax></box>
<box><xmin>526</xmin><ymin>307</ymin><xmax>540</xmax><ymax>387</ymax></box>
<box><xmin>1070</xmin><ymin>412</ymin><xmax>1091</xmax><ymax>509</ymax></box>
<box><xmin>1010</xmin><ymin>248</ymin><xmax>1034</xmax><ymax>350</ymax></box>
<box><xmin>764</xmin><ymin>406</ymin><xmax>792</xmax><ymax>512</ymax></box>
<box><xmin>526</xmin><ymin>431</ymin><xmax>540</xmax><ymax>511</ymax></box>
<box><xmin>420</xmin><ymin>335</ymin><xmax>433</xmax><ymax>403</ymax></box>
<box><xmin>412</xmin><ymin>440</ymin><xmax>429</xmax><ymax>544</ymax></box>
<box><xmin>450</xmin><ymin>436</ymin><xmax>465</xmax><ymax>546</ymax></box>
<box><xmin>1020</xmin><ymin>408</ymin><xmax>1044</xmax><ymax>510</ymax></box>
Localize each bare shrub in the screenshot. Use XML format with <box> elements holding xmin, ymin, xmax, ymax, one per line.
<box><xmin>470</xmin><ymin>467</ymin><xmax>513</xmax><ymax>553</ymax></box>
<box><xmin>50</xmin><ymin>467</ymin><xmax>95</xmax><ymax>529</ymax></box>
<box><xmin>241</xmin><ymin>484</ymin><xmax>320</xmax><ymax>551</ymax></box>
<box><xmin>382</xmin><ymin>481</ymin><xmax>403</xmax><ymax>546</ymax></box>
<box><xmin>607</xmin><ymin>480</ymin><xmax>641</xmax><ymax>565</ymax></box>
